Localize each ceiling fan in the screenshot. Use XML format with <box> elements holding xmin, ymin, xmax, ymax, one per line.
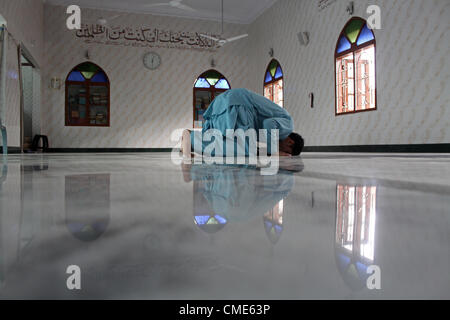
<box><xmin>83</xmin><ymin>14</ymin><xmax>123</xmax><ymax>27</ymax></box>
<box><xmin>200</xmin><ymin>0</ymin><xmax>248</xmax><ymax>47</ymax></box>
<box><xmin>95</xmin><ymin>14</ymin><xmax>122</xmax><ymax>26</ymax></box>
<box><xmin>144</xmin><ymin>0</ymin><xmax>198</xmax><ymax>12</ymax></box>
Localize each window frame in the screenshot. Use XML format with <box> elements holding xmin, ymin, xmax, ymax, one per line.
<box><xmin>65</xmin><ymin>62</ymin><xmax>110</xmax><ymax>127</ymax></box>
<box><xmin>335</xmin><ymin>17</ymin><xmax>377</xmax><ymax>116</ymax></box>
<box><xmin>263</xmin><ymin>59</ymin><xmax>284</xmax><ymax>107</ymax></box>
<box><xmin>192</xmin><ymin>69</ymin><xmax>230</xmax><ymax>128</ymax></box>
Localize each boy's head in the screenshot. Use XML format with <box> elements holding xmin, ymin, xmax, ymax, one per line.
<box><xmin>279</xmin><ymin>132</ymin><xmax>304</xmax><ymax>156</ymax></box>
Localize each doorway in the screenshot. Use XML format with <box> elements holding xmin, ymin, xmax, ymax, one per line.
<box><xmin>19</xmin><ymin>47</ymin><xmax>41</xmax><ymax>152</ymax></box>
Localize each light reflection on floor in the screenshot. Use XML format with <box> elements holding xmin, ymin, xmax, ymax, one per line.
<box><xmin>0</xmin><ymin>153</ymin><xmax>449</xmax><ymax>299</ymax></box>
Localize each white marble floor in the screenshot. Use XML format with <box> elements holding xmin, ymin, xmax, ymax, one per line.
<box><xmin>0</xmin><ymin>153</ymin><xmax>449</xmax><ymax>299</ymax></box>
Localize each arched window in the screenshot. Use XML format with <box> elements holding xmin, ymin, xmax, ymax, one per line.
<box><xmin>66</xmin><ymin>62</ymin><xmax>110</xmax><ymax>126</ymax></box>
<box><xmin>263</xmin><ymin>59</ymin><xmax>284</xmax><ymax>107</ymax></box>
<box><xmin>263</xmin><ymin>200</ymin><xmax>284</xmax><ymax>244</ymax></box>
<box><xmin>193</xmin><ymin>69</ymin><xmax>230</xmax><ymax>128</ymax></box>
<box><xmin>335</xmin><ymin>17</ymin><xmax>376</xmax><ymax>115</ymax></box>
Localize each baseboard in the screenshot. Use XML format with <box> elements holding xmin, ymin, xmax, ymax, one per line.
<box><xmin>46</xmin><ymin>148</ymin><xmax>173</xmax><ymax>153</ymax></box>
<box><xmin>0</xmin><ymin>147</ymin><xmax>22</xmax><ymax>154</ymax></box>
<box><xmin>303</xmin><ymin>144</ymin><xmax>450</xmax><ymax>153</ymax></box>
<box><xmin>8</xmin><ymin>145</ymin><xmax>450</xmax><ymax>154</ymax></box>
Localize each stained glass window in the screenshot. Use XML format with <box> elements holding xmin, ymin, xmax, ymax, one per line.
<box><xmin>356</xmin><ymin>24</ymin><xmax>375</xmax><ymax>46</ymax></box>
<box><xmin>335</xmin><ymin>17</ymin><xmax>376</xmax><ymax>115</ymax></box>
<box><xmin>335</xmin><ymin>183</ymin><xmax>377</xmax><ymax>290</ymax></box>
<box><xmin>345</xmin><ymin>19</ymin><xmax>365</xmax><ymax>43</ymax></box>
<box><xmin>195</xmin><ymin>78</ymin><xmax>211</xmax><ymax>88</ymax></box>
<box><xmin>263</xmin><ymin>199</ymin><xmax>284</xmax><ymax>244</ymax></box>
<box><xmin>215</xmin><ymin>79</ymin><xmax>230</xmax><ymax>90</ymax></box>
<box><xmin>193</xmin><ymin>70</ymin><xmax>230</xmax><ymax>128</ymax></box>
<box><xmin>66</xmin><ymin>62</ymin><xmax>110</xmax><ymax>126</ymax></box>
<box><xmin>67</xmin><ymin>71</ymin><xmax>85</xmax><ymax>82</ymax></box>
<box><xmin>263</xmin><ymin>59</ymin><xmax>284</xmax><ymax>107</ymax></box>
<box><xmin>336</xmin><ymin>35</ymin><xmax>352</xmax><ymax>54</ymax></box>
<box><xmin>265</xmin><ymin>71</ymin><xmax>272</xmax><ymax>83</ymax></box>
<box><xmin>91</xmin><ymin>71</ymin><xmax>108</xmax><ymax>83</ymax></box>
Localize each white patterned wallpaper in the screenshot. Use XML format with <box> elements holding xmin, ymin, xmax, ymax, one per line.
<box><xmin>32</xmin><ymin>67</ymin><xmax>41</xmax><ymax>137</ymax></box>
<box><xmin>42</xmin><ymin>5</ymin><xmax>251</xmax><ymax>148</ymax></box>
<box><xmin>22</xmin><ymin>65</ymin><xmax>33</xmax><ymax>138</ymax></box>
<box><xmin>2</xmin><ymin>0</ymin><xmax>450</xmax><ymax>149</ymax></box>
<box><xmin>247</xmin><ymin>0</ymin><xmax>450</xmax><ymax>146</ymax></box>
<box><xmin>0</xmin><ymin>0</ymin><xmax>44</xmax><ymax>147</ymax></box>
<box><xmin>4</xmin><ymin>35</ymin><xmax>21</xmax><ymax>147</ymax></box>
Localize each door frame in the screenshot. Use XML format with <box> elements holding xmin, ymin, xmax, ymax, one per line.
<box><xmin>18</xmin><ymin>44</ymin><xmax>39</xmax><ymax>152</ymax></box>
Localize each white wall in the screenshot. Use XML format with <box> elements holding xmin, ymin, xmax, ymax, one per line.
<box><xmin>36</xmin><ymin>0</ymin><xmax>450</xmax><ymax>148</ymax></box>
<box><xmin>42</xmin><ymin>5</ymin><xmax>251</xmax><ymax>148</ymax></box>
<box><xmin>0</xmin><ymin>0</ymin><xmax>44</xmax><ymax>147</ymax></box>
<box><xmin>248</xmin><ymin>0</ymin><xmax>450</xmax><ymax>146</ymax></box>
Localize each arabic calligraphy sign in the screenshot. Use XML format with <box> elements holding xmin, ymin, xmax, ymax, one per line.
<box><xmin>318</xmin><ymin>0</ymin><xmax>337</xmax><ymax>12</ymax></box>
<box><xmin>75</xmin><ymin>24</ymin><xmax>220</xmax><ymax>52</ymax></box>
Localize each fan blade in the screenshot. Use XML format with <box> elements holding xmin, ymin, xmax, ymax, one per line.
<box><xmin>174</xmin><ymin>3</ymin><xmax>197</xmax><ymax>12</ymax></box>
<box><xmin>109</xmin><ymin>14</ymin><xmax>122</xmax><ymax>20</ymax></box>
<box><xmin>144</xmin><ymin>3</ymin><xmax>170</xmax><ymax>8</ymax></box>
<box><xmin>199</xmin><ymin>34</ymin><xmax>220</xmax><ymax>42</ymax></box>
<box><xmin>226</xmin><ymin>34</ymin><xmax>249</xmax><ymax>42</ymax></box>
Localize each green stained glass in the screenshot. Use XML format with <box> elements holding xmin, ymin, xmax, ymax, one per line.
<box><xmin>201</xmin><ymin>70</ymin><xmax>222</xmax><ymax>86</ymax></box>
<box><xmin>197</xmin><ymin>70</ymin><xmax>230</xmax><ymax>89</ymax></box>
<box><xmin>269</xmin><ymin>60</ymin><xmax>278</xmax><ymax>77</ymax></box>
<box><xmin>77</xmin><ymin>62</ymin><xmax>99</xmax><ymax>73</ymax></box>
<box><xmin>345</xmin><ymin>19</ymin><xmax>364</xmax><ymax>43</ymax></box>
<box><xmin>206</xmin><ymin>77</ymin><xmax>219</xmax><ymax>86</ymax></box>
<box><xmin>207</xmin><ymin>217</ymin><xmax>219</xmax><ymax>225</ymax></box>
<box><xmin>81</xmin><ymin>71</ymin><xmax>95</xmax><ymax>80</ymax></box>
<box><xmin>347</xmin><ymin>263</ymin><xmax>359</xmax><ymax>279</ymax></box>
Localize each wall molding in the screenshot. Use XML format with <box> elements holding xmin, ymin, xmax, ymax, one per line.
<box><xmin>46</xmin><ymin>148</ymin><xmax>173</xmax><ymax>153</ymax></box>
<box><xmin>6</xmin><ymin>144</ymin><xmax>450</xmax><ymax>154</ymax></box>
<box><xmin>303</xmin><ymin>144</ymin><xmax>450</xmax><ymax>153</ymax></box>
<box><xmin>0</xmin><ymin>147</ymin><xmax>22</xmax><ymax>154</ymax></box>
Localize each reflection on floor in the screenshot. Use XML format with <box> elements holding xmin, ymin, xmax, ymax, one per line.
<box><xmin>0</xmin><ymin>153</ymin><xmax>449</xmax><ymax>299</ymax></box>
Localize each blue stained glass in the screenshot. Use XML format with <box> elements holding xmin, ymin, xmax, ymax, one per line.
<box><xmin>194</xmin><ymin>215</ymin><xmax>210</xmax><ymax>225</ymax></box>
<box><xmin>215</xmin><ymin>79</ymin><xmax>230</xmax><ymax>89</ymax></box>
<box><xmin>91</xmin><ymin>71</ymin><xmax>108</xmax><ymax>83</ymax></box>
<box><xmin>67</xmin><ymin>222</ymin><xmax>85</xmax><ymax>233</ymax></box>
<box><xmin>264</xmin><ymin>221</ymin><xmax>273</xmax><ymax>230</ymax></box>
<box><xmin>356</xmin><ymin>24</ymin><xmax>375</xmax><ymax>46</ymax></box>
<box><xmin>67</xmin><ymin>71</ymin><xmax>85</xmax><ymax>82</ymax></box>
<box><xmin>356</xmin><ymin>261</ymin><xmax>368</xmax><ymax>279</ymax></box>
<box><xmin>274</xmin><ymin>66</ymin><xmax>283</xmax><ymax>79</ymax></box>
<box><xmin>214</xmin><ymin>215</ymin><xmax>227</xmax><ymax>224</ymax></box>
<box><xmin>274</xmin><ymin>225</ymin><xmax>283</xmax><ymax>233</ymax></box>
<box><xmin>338</xmin><ymin>253</ymin><xmax>351</xmax><ymax>269</ymax></box>
<box><xmin>336</xmin><ymin>35</ymin><xmax>351</xmax><ymax>54</ymax></box>
<box><xmin>195</xmin><ymin>78</ymin><xmax>211</xmax><ymax>88</ymax></box>
<box><xmin>265</xmin><ymin>71</ymin><xmax>272</xmax><ymax>83</ymax></box>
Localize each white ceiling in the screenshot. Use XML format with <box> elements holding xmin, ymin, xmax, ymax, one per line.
<box><xmin>45</xmin><ymin>0</ymin><xmax>279</xmax><ymax>24</ymax></box>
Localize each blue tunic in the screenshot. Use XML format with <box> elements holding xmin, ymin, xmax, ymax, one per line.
<box><xmin>190</xmin><ymin>164</ymin><xmax>294</xmax><ymax>222</ymax></box>
<box><xmin>191</xmin><ymin>88</ymin><xmax>294</xmax><ymax>156</ymax></box>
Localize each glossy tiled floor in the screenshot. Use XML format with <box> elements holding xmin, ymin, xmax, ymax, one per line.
<box><xmin>0</xmin><ymin>153</ymin><xmax>449</xmax><ymax>299</ymax></box>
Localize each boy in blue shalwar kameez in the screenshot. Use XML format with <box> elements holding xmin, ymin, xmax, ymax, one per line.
<box><xmin>182</xmin><ymin>88</ymin><xmax>304</xmax><ymax>158</ymax></box>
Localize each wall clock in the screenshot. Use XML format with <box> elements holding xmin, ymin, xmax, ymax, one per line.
<box><xmin>143</xmin><ymin>52</ymin><xmax>161</xmax><ymax>70</ymax></box>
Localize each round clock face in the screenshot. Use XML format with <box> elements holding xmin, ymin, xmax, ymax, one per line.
<box><xmin>143</xmin><ymin>52</ymin><xmax>161</xmax><ymax>70</ymax></box>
